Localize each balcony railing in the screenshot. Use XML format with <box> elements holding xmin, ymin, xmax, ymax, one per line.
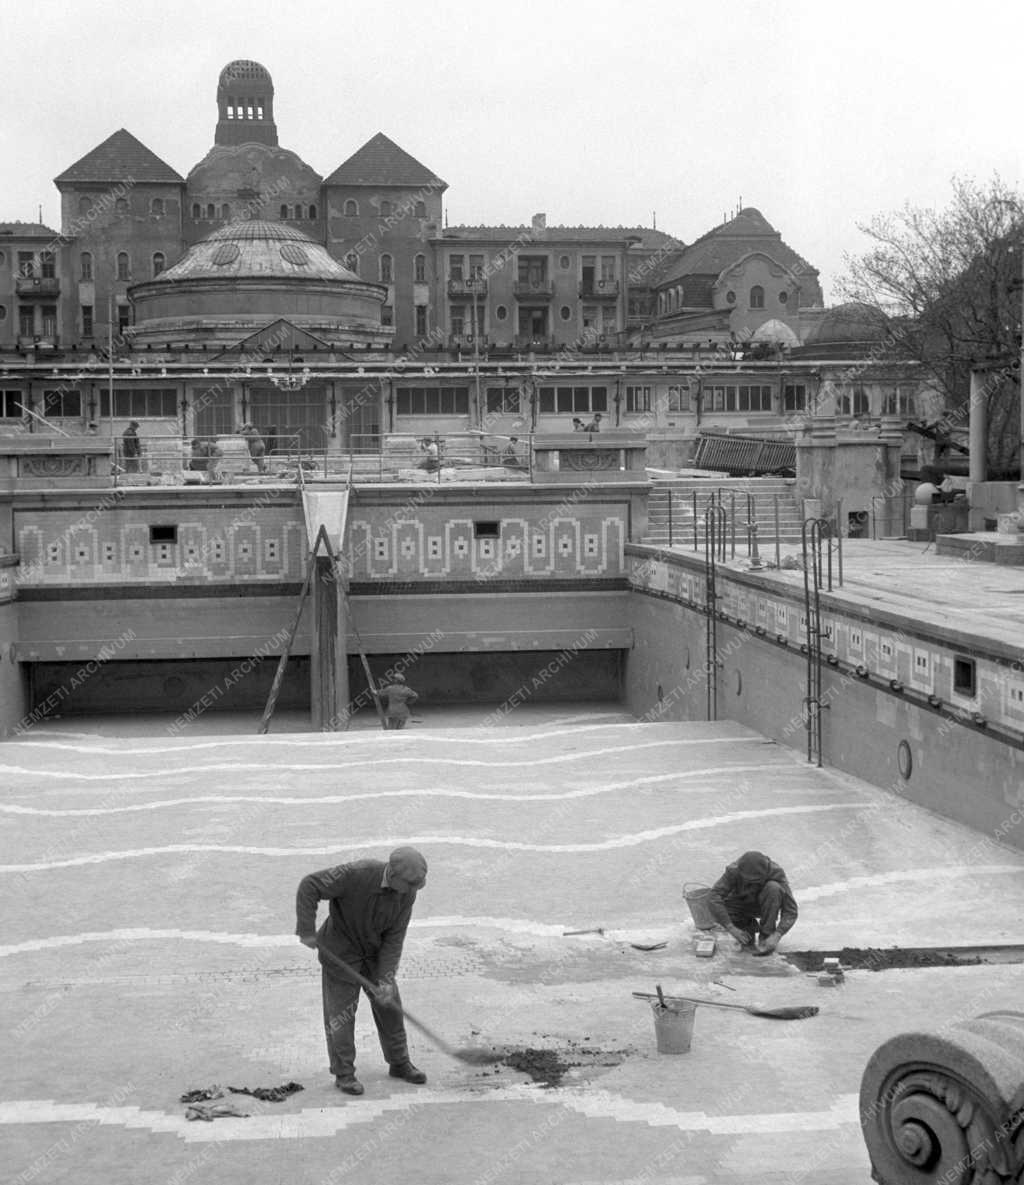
<box><xmin>579</xmin><ymin>279</ymin><xmax>620</xmax><ymax>298</ymax></box>
<box><xmin>513</xmin><ymin>279</ymin><xmax>553</xmax><ymax>299</ymax></box>
<box><xmin>449</xmin><ymin>333</ymin><xmax>488</xmax><ymax>349</ymax></box>
<box><xmin>447</xmin><ymin>277</ymin><xmax>488</xmax><ymax>296</ymax></box>
<box><xmin>15</xmin><ymin>276</ymin><xmax>60</xmax><ymax>297</ymax></box>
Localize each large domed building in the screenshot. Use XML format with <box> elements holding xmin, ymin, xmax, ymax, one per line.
<box><xmin>128</xmin><ymin>220</ymin><xmax>391</xmax><ymax>348</ymax></box>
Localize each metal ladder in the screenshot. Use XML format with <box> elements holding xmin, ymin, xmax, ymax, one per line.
<box><xmin>800</xmin><ymin>517</ymin><xmax>835</xmax><ymax>766</ymax></box>
<box><xmin>703</xmin><ymin>503</ymin><xmax>728</xmax><ymax>721</ymax></box>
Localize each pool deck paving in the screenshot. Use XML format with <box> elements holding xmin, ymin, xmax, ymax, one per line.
<box><xmin>2</xmin><ymin>711</ymin><xmax>1023</xmax><ymax>1185</ymax></box>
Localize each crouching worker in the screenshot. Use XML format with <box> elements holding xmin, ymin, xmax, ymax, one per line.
<box><xmin>706</xmin><ymin>849</ymin><xmax>798</xmax><ymax>955</ymax></box>
<box><xmin>296</xmin><ymin>847</ymin><xmax>429</xmax><ymax>1095</ymax></box>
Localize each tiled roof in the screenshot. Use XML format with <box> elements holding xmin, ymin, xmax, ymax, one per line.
<box><xmin>656</xmin><ymin>207</ymin><xmax>817</xmax><ymax>287</ymax></box>
<box><xmin>54</xmin><ymin>129</ymin><xmax>184</xmax><ymax>185</ymax></box>
<box><xmin>0</xmin><ymin>222</ymin><xmax>58</xmax><ymax>237</ymax></box>
<box><xmin>323</xmin><ymin>133</ymin><xmax>446</xmax><ymax>189</ymax></box>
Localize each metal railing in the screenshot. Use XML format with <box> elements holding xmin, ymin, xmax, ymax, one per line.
<box><xmin>693</xmin><ymin>432</ymin><xmax>796</xmax><ymax>475</ymax></box>
<box><xmin>334</xmin><ymin>432</ymin><xmax>535</xmax><ymax>483</ymax></box>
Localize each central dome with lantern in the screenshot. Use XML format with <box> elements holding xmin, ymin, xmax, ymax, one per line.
<box><xmin>128</xmin><ymin>221</ymin><xmax>392</xmax><ymax>348</ymax></box>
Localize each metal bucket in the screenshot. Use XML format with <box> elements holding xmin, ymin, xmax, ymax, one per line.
<box><xmin>651</xmin><ymin>1000</ymin><xmax>696</xmax><ymax>1054</ymax></box>
<box><xmin>683</xmin><ymin>882</ymin><xmax>715</xmax><ymax>930</ymax></box>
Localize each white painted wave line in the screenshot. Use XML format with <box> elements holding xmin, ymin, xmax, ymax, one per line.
<box><xmin>0</xmin><ymin>1090</ymin><xmax>863</xmax><ymax>1142</ymax></box>
<box><xmin>0</xmin><ymin>765</ymin><xmax>802</xmax><ymax>815</ymax></box>
<box><xmin>0</xmin><ymin>918</ymin><xmax>567</xmax><ymax>958</ymax></box>
<box><xmin>0</xmin><ymin>738</ymin><xmax>752</xmax><ymax>781</ymax></box>
<box><xmin>800</xmin><ymin>865</ymin><xmax>1024</xmax><ymax>900</ymax></box>
<box><xmin>0</xmin><ymin>804</ymin><xmax>868</xmax><ymax>872</ymax></box>
<box><xmin>3</xmin><ymin>722</ymin><xmax>749</xmax><ymax>756</ymax></box>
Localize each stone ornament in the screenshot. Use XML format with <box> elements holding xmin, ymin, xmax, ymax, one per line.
<box><xmin>860</xmin><ymin>1010</ymin><xmax>1024</xmax><ymax>1183</ymax></box>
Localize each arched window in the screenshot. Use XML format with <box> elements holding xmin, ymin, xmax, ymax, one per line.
<box><xmin>151</xmin><ymin>198</ymin><xmax>164</xmax><ymax>216</ymax></box>
<box><xmin>116</xmin><ymin>197</ymin><xmax>129</xmax><ymax>214</ymax></box>
<box><xmin>380</xmin><ymin>199</ymin><xmax>392</xmax><ymax>217</ymax></box>
<box><xmin>380</xmin><ymin>254</ymin><xmax>393</xmax><ymax>283</ymax></box>
<box><xmin>414</xmin><ymin>200</ymin><xmax>426</xmax><ymax>218</ymax></box>
<box><xmin>152</xmin><ymin>252</ymin><xmax>165</xmax><ymax>277</ymax></box>
<box><xmin>414</xmin><ymin>254</ymin><xmax>426</xmax><ymax>283</ymax></box>
<box><xmin>291</xmin><ymin>205</ymin><xmax>300</xmax><ymax>221</ymax></box>
<box><xmin>344</xmin><ymin>199</ymin><xmax>358</xmax><ymax>216</ymax></box>
<box><xmin>345</xmin><ymin>252</ymin><xmax>358</xmax><ymax>275</ymax></box>
<box><xmin>749</xmin><ymin>285</ymin><xmax>764</xmax><ymax>309</ymax></box>
<box><xmin>308</xmin><ymin>204</ymin><xmax>317</xmax><ymax>220</ymax></box>
<box><xmin>221</xmin><ymin>204</ymin><xmax>230</xmax><ymax>219</ymax></box>
<box><xmin>853</xmin><ymin>386</ymin><xmax>870</xmax><ymax>417</ymax></box>
<box><xmin>206</xmin><ymin>204</ymin><xmax>215</xmax><ymax>220</ymax></box>
<box><xmin>280</xmin><ymin>204</ymin><xmax>289</xmax><ymax>220</ymax></box>
<box><xmin>80</xmin><ymin>252</ymin><xmax>93</xmax><ymax>281</ymax></box>
<box><xmin>78</xmin><ymin>195</ymin><xmax>91</xmax><ymax>215</ymax></box>
<box><xmin>192</xmin><ymin>203</ymin><xmax>201</xmax><ymax>219</ymax></box>
<box><xmin>116</xmin><ymin>252</ymin><xmax>130</xmax><ymax>281</ymax></box>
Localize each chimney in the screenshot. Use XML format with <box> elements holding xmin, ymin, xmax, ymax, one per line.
<box><xmin>531</xmin><ymin>212</ymin><xmax>546</xmax><ymax>230</ymax></box>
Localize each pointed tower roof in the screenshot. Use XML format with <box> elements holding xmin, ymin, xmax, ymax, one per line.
<box><xmin>54</xmin><ymin>129</ymin><xmax>184</xmax><ymax>186</ymax></box>
<box><xmin>324</xmin><ymin>133</ymin><xmax>446</xmax><ymax>189</ymax></box>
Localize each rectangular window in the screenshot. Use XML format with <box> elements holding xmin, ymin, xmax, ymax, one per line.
<box><xmin>784</xmin><ymin>384</ymin><xmax>806</xmax><ymax>413</ymax></box>
<box><xmin>41</xmin><ymin>306</ymin><xmax>57</xmax><ymax>337</ymax></box>
<box><xmin>667</xmin><ymin>385</ymin><xmax>691</xmax><ymax>412</ymax></box>
<box><xmin>473</xmin><ymin>521</ymin><xmax>500</xmax><ymax>538</ymax></box>
<box><xmin>381</xmin><ymin>305</ymin><xmax>394</xmax><ymax>326</ymax></box>
<box><xmin>625</xmin><ymin>385</ymin><xmax>651</xmax><ymax>413</ymax></box>
<box><xmin>99</xmin><ymin>388</ymin><xmax>178</xmax><ymax>418</ymax></box>
<box><xmin>450</xmin><ymin>307</ymin><xmax>466</xmax><ymax>336</ymax></box>
<box><xmin>41</xmin><ymin>252</ymin><xmax>55</xmax><ymax>279</ymax></box>
<box><xmin>415</xmin><ymin>306</ymin><xmax>427</xmax><ymax>337</ymax></box>
<box><xmin>19</xmin><ymin>307</ymin><xmax>34</xmax><ymax>337</ymax></box>
<box><xmin>17</xmin><ymin>252</ymin><xmax>34</xmax><ymax>277</ymax></box>
<box><xmin>394</xmin><ymin>386</ymin><xmax>470</xmax><ymax>416</ymax></box>
<box><xmin>0</xmin><ymin>390</ymin><xmax>23</xmax><ymax>418</ymax></box>
<box><xmin>117</xmin><ymin>304</ymin><xmax>130</xmax><ymax>333</ymax></box>
<box><xmin>150</xmin><ymin>525</ymin><xmax>178</xmax><ymax>544</ymax></box>
<box><xmin>449</xmin><ymin>254</ymin><xmax>464</xmax><ymax>281</ymax></box>
<box><xmin>882</xmin><ymin>387</ymin><xmax>915</xmax><ymax>416</ymax></box>
<box><xmin>537</xmin><ymin>386</ymin><xmax>607</xmax><ymax>415</ymax></box>
<box><xmin>43</xmin><ymin>389</ymin><xmax>82</xmax><ymax>418</ymax></box>
<box><xmin>953</xmin><ymin>656</ymin><xmax>976</xmax><ymax>697</ymax></box>
<box><xmin>712</xmin><ymin>386</ymin><xmax>725</xmax><ymax>411</ymax></box>
<box><xmin>469</xmin><ymin>254</ymin><xmax>484</xmax><ymax>279</ymax></box>
<box><xmin>486</xmin><ymin>387</ymin><xmax>519</xmax><ymax>414</ymax></box>
<box><xmin>82</xmin><ymin>305</ymin><xmax>93</xmax><ymax>337</ymax></box>
<box><xmin>600</xmin><ymin>255</ymin><xmax>615</xmax><ymax>281</ymax></box>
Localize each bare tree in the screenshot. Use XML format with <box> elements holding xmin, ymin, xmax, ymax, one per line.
<box><xmin>839</xmin><ymin>175</ymin><xmax>1022</xmax><ymax>476</ymax></box>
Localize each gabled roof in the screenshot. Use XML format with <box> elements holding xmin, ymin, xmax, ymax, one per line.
<box><xmin>656</xmin><ymin>207</ymin><xmax>817</xmax><ymax>288</ymax></box>
<box><xmin>0</xmin><ymin>222</ymin><xmax>58</xmax><ymax>238</ymax></box>
<box><xmin>54</xmin><ymin>129</ymin><xmax>184</xmax><ymax>186</ymax></box>
<box><xmin>324</xmin><ymin>133</ymin><xmax>446</xmax><ymax>189</ymax></box>
<box><xmin>214</xmin><ymin>318</ymin><xmax>342</xmax><ymax>361</ymax></box>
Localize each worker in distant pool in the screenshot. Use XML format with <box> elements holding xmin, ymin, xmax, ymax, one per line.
<box><xmin>379</xmin><ymin>671</ymin><xmax>418</xmax><ymax>730</ymax></box>
<box><xmin>706</xmin><ymin>850</ymin><xmax>798</xmax><ymax>955</ymax></box>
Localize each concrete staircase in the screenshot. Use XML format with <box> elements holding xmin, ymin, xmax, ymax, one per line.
<box><xmin>643</xmin><ymin>475</ymin><xmax>804</xmax><ymax>549</ymax></box>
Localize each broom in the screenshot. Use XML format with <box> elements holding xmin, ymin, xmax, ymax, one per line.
<box><xmin>633</xmin><ymin>989</ymin><xmax>818</xmax><ymax>1021</ymax></box>
<box><xmin>317</xmin><ymin>942</ymin><xmax>501</xmax><ymax>1064</ymax></box>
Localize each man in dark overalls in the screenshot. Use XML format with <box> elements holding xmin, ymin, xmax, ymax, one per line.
<box><xmin>296</xmin><ymin>847</ymin><xmax>429</xmax><ymax>1095</ymax></box>
<box><xmin>706</xmin><ymin>850</ymin><xmax>798</xmax><ymax>955</ymax></box>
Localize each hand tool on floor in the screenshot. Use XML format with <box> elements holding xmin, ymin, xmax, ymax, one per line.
<box><xmin>316</xmin><ymin>942</ymin><xmax>500</xmax><ymax>1064</ymax></box>
<box><xmin>632</xmin><ymin>990</ymin><xmax>818</xmax><ymax>1021</ymax></box>
<box><xmin>563</xmin><ymin>927</ymin><xmax>605</xmax><ymax>936</ymax></box>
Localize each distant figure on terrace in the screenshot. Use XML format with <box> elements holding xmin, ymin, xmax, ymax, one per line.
<box><xmin>122</xmin><ymin>421</ymin><xmax>141</xmax><ymax>472</ymax></box>
<box><xmin>583</xmin><ymin>412</ymin><xmax>603</xmax><ymax>432</ymax></box>
<box><xmin>419</xmin><ymin>438</ymin><xmax>440</xmax><ymax>472</ymax></box>
<box><xmin>706</xmin><ymin>849</ymin><xmax>798</xmax><ymax>955</ymax></box>
<box><xmin>572</xmin><ymin>417</ymin><xmax>585</xmax><ymax>431</ymax></box>
<box><xmin>190</xmin><ymin>438</ymin><xmax>222</xmax><ymax>483</ymax></box>
<box><xmin>379</xmin><ymin>672</ymin><xmax>418</xmax><ymax>730</ymax></box>
<box><xmin>502</xmin><ymin>436</ymin><xmax>524</xmax><ymax>469</ymax></box>
<box><xmin>238</xmin><ymin>423</ymin><xmax>266</xmax><ymax>473</ymax></box>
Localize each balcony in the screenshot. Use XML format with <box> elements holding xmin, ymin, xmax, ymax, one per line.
<box><xmin>513</xmin><ymin>279</ymin><xmax>553</xmax><ymax>300</ymax></box>
<box><xmin>447</xmin><ymin>277</ymin><xmax>488</xmax><ymax>297</ymax></box>
<box><xmin>15</xmin><ymin>276</ymin><xmax>61</xmax><ymax>298</ymax></box>
<box><xmin>579</xmin><ymin>279</ymin><xmax>619</xmax><ymax>299</ymax></box>
<box><xmin>449</xmin><ymin>333</ymin><xmax>488</xmax><ymax>350</ymax></box>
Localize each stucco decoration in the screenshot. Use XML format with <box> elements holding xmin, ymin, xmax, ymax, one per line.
<box><xmin>859</xmin><ymin>1011</ymin><xmax>1024</xmax><ymax>1184</ymax></box>
<box><xmin>562</xmin><ymin>449</ymin><xmax>618</xmax><ymax>471</ymax></box>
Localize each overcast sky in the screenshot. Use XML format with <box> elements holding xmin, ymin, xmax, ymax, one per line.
<box><xmin>2</xmin><ymin>0</ymin><xmax>1020</xmax><ymax>300</ymax></box>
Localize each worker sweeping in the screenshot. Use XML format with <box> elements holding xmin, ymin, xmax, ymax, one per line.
<box><xmin>296</xmin><ymin>847</ymin><xmax>429</xmax><ymax>1095</ymax></box>
<box><xmin>705</xmin><ymin>850</ymin><xmax>798</xmax><ymax>955</ymax></box>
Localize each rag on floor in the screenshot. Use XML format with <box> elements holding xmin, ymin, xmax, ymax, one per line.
<box><xmin>186</xmin><ymin>1100</ymin><xmax>251</xmax><ymax>1122</ymax></box>
<box><xmin>179</xmin><ymin>1081</ymin><xmax>304</xmax><ymax>1115</ymax></box>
